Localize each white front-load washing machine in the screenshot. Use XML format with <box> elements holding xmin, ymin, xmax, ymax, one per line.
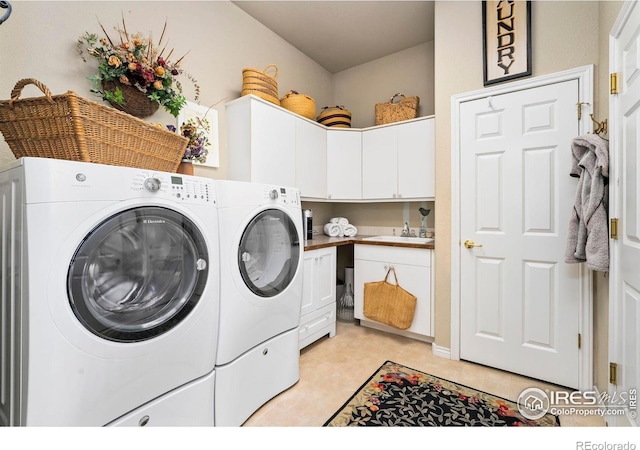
<box><xmin>215</xmin><ymin>180</ymin><xmax>303</xmax><ymax>426</ymax></box>
<box><xmin>0</xmin><ymin>157</ymin><xmax>219</xmax><ymax>426</ymax></box>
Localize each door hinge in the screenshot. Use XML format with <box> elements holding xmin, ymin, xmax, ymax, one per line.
<box><xmin>578</xmin><ymin>333</ymin><xmax>582</xmax><ymax>349</ymax></box>
<box><xmin>610</xmin><ymin>362</ymin><xmax>618</xmax><ymax>385</ymax></box>
<box><xmin>610</xmin><ymin>218</ymin><xmax>619</xmax><ymax>240</ymax></box>
<box><xmin>610</xmin><ymin>73</ymin><xmax>619</xmax><ymax>95</ymax></box>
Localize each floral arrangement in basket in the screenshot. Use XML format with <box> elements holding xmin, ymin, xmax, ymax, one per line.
<box><xmin>167</xmin><ymin>117</ymin><xmax>210</xmax><ymax>164</ymax></box>
<box><xmin>77</xmin><ymin>17</ymin><xmax>199</xmax><ymax>117</ymax></box>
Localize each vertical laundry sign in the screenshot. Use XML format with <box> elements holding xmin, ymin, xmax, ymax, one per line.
<box><xmin>483</xmin><ymin>1</ymin><xmax>532</xmax><ymax>86</ymax></box>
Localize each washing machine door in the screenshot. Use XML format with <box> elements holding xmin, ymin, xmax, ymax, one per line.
<box><xmin>67</xmin><ymin>206</ymin><xmax>209</xmax><ymax>342</ymax></box>
<box><xmin>238</xmin><ymin>208</ymin><xmax>300</xmax><ymax>297</ymax></box>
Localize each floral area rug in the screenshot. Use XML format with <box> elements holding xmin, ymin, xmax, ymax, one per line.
<box><xmin>324</xmin><ymin>361</ymin><xmax>560</xmax><ymax>427</ymax></box>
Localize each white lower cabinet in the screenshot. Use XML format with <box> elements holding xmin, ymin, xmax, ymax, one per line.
<box><xmin>299</xmin><ymin>247</ymin><xmax>337</xmax><ymax>349</ymax></box>
<box><xmin>354</xmin><ymin>245</ymin><xmax>433</xmax><ymax>340</ymax></box>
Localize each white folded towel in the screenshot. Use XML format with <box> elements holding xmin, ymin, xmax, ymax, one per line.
<box><xmin>330</xmin><ymin>217</ymin><xmax>349</xmax><ymax>226</ymax></box>
<box><xmin>324</xmin><ymin>223</ymin><xmax>341</xmax><ymax>237</ymax></box>
<box><xmin>343</xmin><ymin>224</ymin><xmax>358</xmax><ymax>237</ymax></box>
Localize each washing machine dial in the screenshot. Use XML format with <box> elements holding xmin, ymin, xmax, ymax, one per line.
<box><xmin>143</xmin><ymin>177</ymin><xmax>161</xmax><ymax>192</ymax></box>
<box><xmin>269</xmin><ymin>189</ymin><xmax>279</xmax><ymax>200</ymax></box>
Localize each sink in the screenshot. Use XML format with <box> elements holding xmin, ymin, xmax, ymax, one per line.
<box><xmin>362</xmin><ymin>235</ymin><xmax>434</xmax><ymax>244</ymax></box>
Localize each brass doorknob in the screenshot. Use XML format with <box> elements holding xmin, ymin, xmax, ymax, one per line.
<box><xmin>464</xmin><ymin>239</ymin><xmax>483</xmax><ymax>249</ymax></box>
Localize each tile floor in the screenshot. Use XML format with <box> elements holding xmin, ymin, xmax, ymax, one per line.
<box><xmin>243</xmin><ymin>320</ymin><xmax>605</xmax><ymax>427</ymax></box>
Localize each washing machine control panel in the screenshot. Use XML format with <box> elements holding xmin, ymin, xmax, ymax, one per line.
<box><xmin>263</xmin><ymin>186</ymin><xmax>300</xmax><ymax>206</ymax></box>
<box><xmin>132</xmin><ymin>172</ymin><xmax>214</xmax><ymax>204</ymax></box>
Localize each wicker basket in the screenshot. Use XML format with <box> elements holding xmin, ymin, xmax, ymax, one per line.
<box><xmin>242</xmin><ymin>64</ymin><xmax>279</xmax><ymax>105</ymax></box>
<box><xmin>0</xmin><ymin>78</ymin><xmax>188</xmax><ymax>172</ymax></box>
<box><xmin>102</xmin><ymin>80</ymin><xmax>160</xmax><ymax>118</ymax></box>
<box><xmin>280</xmin><ymin>91</ymin><xmax>316</xmax><ymax>120</ymax></box>
<box><xmin>317</xmin><ymin>105</ymin><xmax>351</xmax><ymax>128</ymax></box>
<box><xmin>375</xmin><ymin>93</ymin><xmax>419</xmax><ymax>125</ymax></box>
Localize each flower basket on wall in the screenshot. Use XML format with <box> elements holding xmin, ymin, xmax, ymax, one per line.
<box><xmin>102</xmin><ymin>80</ymin><xmax>159</xmax><ymax>117</ymax></box>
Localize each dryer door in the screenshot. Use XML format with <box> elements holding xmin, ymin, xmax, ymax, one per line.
<box><xmin>238</xmin><ymin>208</ymin><xmax>300</xmax><ymax>297</ymax></box>
<box><xmin>67</xmin><ymin>206</ymin><xmax>209</xmax><ymax>342</ymax></box>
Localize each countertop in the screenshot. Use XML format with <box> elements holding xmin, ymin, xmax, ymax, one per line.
<box><xmin>303</xmin><ymin>234</ymin><xmax>435</xmax><ymax>251</ymax></box>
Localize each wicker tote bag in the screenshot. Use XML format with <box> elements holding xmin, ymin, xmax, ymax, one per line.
<box><xmin>375</xmin><ymin>93</ymin><xmax>420</xmax><ymax>125</ymax></box>
<box><xmin>363</xmin><ymin>266</ymin><xmax>417</xmax><ymax>330</ymax></box>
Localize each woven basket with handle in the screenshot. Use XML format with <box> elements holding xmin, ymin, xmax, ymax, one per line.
<box><xmin>242</xmin><ymin>64</ymin><xmax>279</xmax><ymax>105</ymax></box>
<box><xmin>0</xmin><ymin>78</ymin><xmax>188</xmax><ymax>172</ymax></box>
<box><xmin>363</xmin><ymin>266</ymin><xmax>417</xmax><ymax>330</ymax></box>
<box><xmin>375</xmin><ymin>93</ymin><xmax>420</xmax><ymax>125</ymax></box>
<box><xmin>280</xmin><ymin>90</ymin><xmax>316</xmax><ymax>120</ymax></box>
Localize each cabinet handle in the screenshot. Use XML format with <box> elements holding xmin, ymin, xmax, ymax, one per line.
<box><xmin>327</xmin><ymin>194</ymin><xmax>332</xmax><ymax>199</ymax></box>
<box><xmin>398</xmin><ymin>193</ymin><xmax>402</xmax><ymax>198</ymax></box>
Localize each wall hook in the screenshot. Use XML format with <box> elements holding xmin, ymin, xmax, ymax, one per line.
<box><xmin>589</xmin><ymin>114</ymin><xmax>608</xmax><ymax>136</ymax></box>
<box><xmin>0</xmin><ymin>1</ymin><xmax>12</xmax><ymax>26</ymax></box>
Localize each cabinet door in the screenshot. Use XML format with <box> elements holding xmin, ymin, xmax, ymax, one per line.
<box><xmin>362</xmin><ymin>126</ymin><xmax>398</xmax><ymax>199</ymax></box>
<box><xmin>326</xmin><ymin>130</ymin><xmax>362</xmax><ymax>200</ymax></box>
<box><xmin>397</xmin><ymin>119</ymin><xmax>435</xmax><ymax>199</ymax></box>
<box><xmin>301</xmin><ymin>247</ymin><xmax>336</xmax><ymax>317</ymax></box>
<box><xmin>354</xmin><ymin>250</ymin><xmax>431</xmax><ymax>337</ymax></box>
<box><xmin>250</xmin><ymin>100</ymin><xmax>296</xmax><ymax>186</ymax></box>
<box><xmin>296</xmin><ymin>120</ymin><xmax>327</xmax><ymax>199</ymax></box>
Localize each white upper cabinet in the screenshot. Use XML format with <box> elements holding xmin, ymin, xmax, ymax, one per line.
<box><xmin>397</xmin><ymin>118</ymin><xmax>435</xmax><ymax>199</ymax></box>
<box><xmin>226</xmin><ymin>96</ymin><xmax>434</xmax><ymax>201</ymax></box>
<box><xmin>362</xmin><ymin>126</ymin><xmax>398</xmax><ymax>199</ymax></box>
<box><xmin>326</xmin><ymin>130</ymin><xmax>362</xmax><ymax>200</ymax></box>
<box><xmin>295</xmin><ymin>119</ymin><xmax>327</xmax><ymax>199</ymax></box>
<box><xmin>362</xmin><ymin>118</ymin><xmax>434</xmax><ymax>200</ymax></box>
<box><xmin>226</xmin><ymin>96</ymin><xmax>296</xmax><ymax>187</ymax></box>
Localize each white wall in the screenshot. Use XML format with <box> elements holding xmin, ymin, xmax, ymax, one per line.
<box><xmin>332</xmin><ymin>41</ymin><xmax>435</xmax><ymax>128</ymax></box>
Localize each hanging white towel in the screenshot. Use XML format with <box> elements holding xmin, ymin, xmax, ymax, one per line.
<box><xmin>343</xmin><ymin>224</ymin><xmax>358</xmax><ymax>237</ymax></box>
<box><xmin>324</xmin><ymin>223</ymin><xmax>341</xmax><ymax>237</ymax></box>
<box><xmin>565</xmin><ymin>134</ymin><xmax>609</xmax><ymax>272</ymax></box>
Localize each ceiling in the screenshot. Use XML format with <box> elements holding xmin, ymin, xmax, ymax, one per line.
<box><xmin>232</xmin><ymin>1</ymin><xmax>435</xmax><ymax>74</ymax></box>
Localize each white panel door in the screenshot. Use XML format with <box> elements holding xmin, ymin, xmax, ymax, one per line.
<box><xmin>609</xmin><ymin>0</ymin><xmax>640</xmax><ymax>427</ymax></box>
<box><xmin>459</xmin><ymin>80</ymin><xmax>582</xmax><ymax>388</ymax></box>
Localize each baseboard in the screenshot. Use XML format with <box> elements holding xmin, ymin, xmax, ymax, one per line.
<box><xmin>431</xmin><ymin>343</ymin><xmax>451</xmax><ymax>359</ymax></box>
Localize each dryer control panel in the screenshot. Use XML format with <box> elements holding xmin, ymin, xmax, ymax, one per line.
<box><xmin>263</xmin><ymin>186</ymin><xmax>300</xmax><ymax>207</ymax></box>
<box><xmin>132</xmin><ymin>171</ymin><xmax>214</xmax><ymax>205</ymax></box>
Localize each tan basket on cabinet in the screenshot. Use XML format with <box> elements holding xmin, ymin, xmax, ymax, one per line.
<box><xmin>375</xmin><ymin>93</ymin><xmax>419</xmax><ymax>125</ymax></box>
<box><xmin>316</xmin><ymin>105</ymin><xmax>351</xmax><ymax>128</ymax></box>
<box><xmin>0</xmin><ymin>78</ymin><xmax>188</xmax><ymax>172</ymax></box>
<box><xmin>241</xmin><ymin>64</ymin><xmax>280</xmax><ymax>105</ymax></box>
<box><xmin>280</xmin><ymin>91</ymin><xmax>316</xmax><ymax>120</ymax></box>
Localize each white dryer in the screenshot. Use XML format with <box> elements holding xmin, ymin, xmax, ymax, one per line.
<box><xmin>0</xmin><ymin>157</ymin><xmax>219</xmax><ymax>426</ymax></box>
<box><xmin>214</xmin><ymin>180</ymin><xmax>303</xmax><ymax>426</ymax></box>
